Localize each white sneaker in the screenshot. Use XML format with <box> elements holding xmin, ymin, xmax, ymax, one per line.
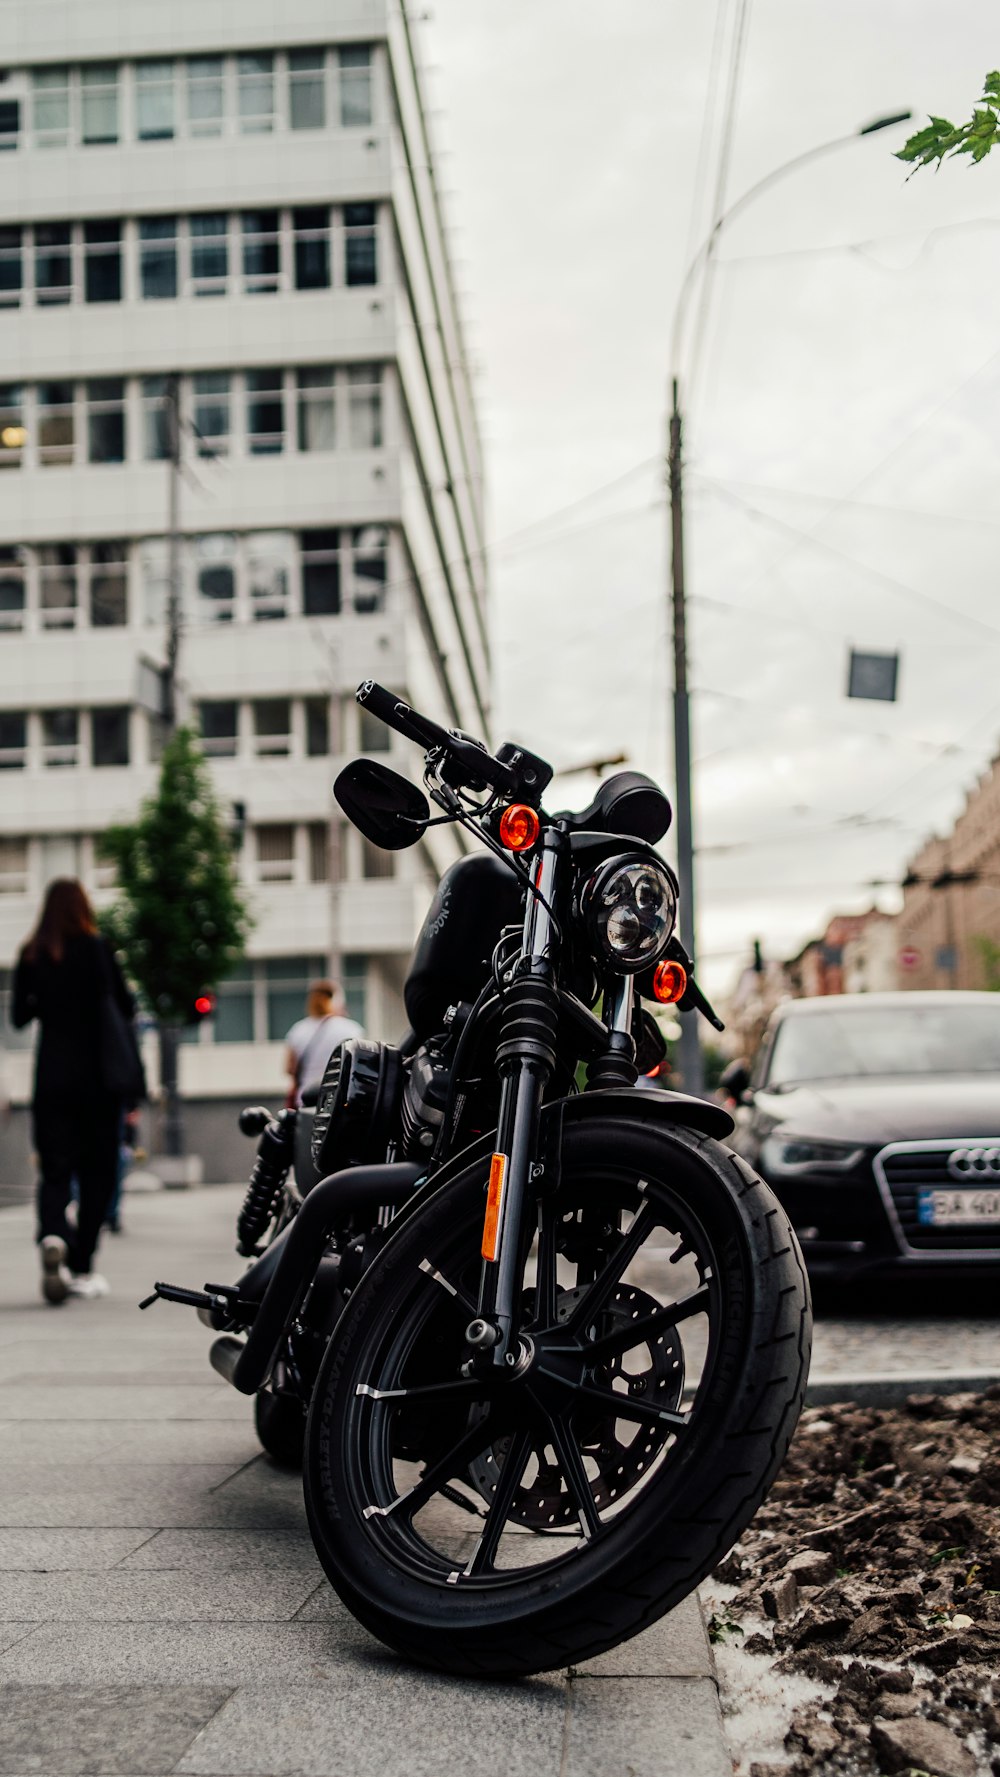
<box><xmin>40</xmin><ymin>1236</ymin><xmax>72</xmax><ymax>1305</ymax></box>
<box><xmin>67</xmin><ymin>1273</ymin><xmax>110</xmax><ymax>1300</ymax></box>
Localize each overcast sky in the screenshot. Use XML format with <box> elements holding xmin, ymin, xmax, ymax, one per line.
<box><xmin>421</xmin><ymin>1</ymin><xmax>1000</xmax><ymax>997</ymax></box>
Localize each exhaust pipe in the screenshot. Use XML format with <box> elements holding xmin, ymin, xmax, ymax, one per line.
<box><xmin>216</xmin><ymin>1161</ymin><xmax>422</xmax><ymax>1396</ymax></box>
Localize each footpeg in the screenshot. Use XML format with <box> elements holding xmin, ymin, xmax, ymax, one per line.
<box><xmin>139</xmin><ymin>1280</ymin><xmax>259</xmax><ymax>1321</ymax></box>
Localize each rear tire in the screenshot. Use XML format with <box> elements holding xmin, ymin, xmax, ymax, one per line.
<box><xmin>304</xmin><ymin>1116</ymin><xmax>811</xmax><ymax>1676</ymax></box>
<box><xmin>254</xmin><ymin>1388</ymin><xmax>306</xmax><ymax>1468</ymax></box>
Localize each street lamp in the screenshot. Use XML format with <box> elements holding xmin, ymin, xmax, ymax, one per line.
<box><xmin>667</xmin><ymin>110</ymin><xmax>912</xmax><ymax>1094</ymax></box>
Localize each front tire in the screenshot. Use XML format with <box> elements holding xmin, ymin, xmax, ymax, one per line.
<box><xmin>304</xmin><ymin>1117</ymin><xmax>811</xmax><ymax>1676</ymax></box>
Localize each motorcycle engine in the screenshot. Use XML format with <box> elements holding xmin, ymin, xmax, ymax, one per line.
<box><xmin>399</xmin><ymin>1037</ymin><xmax>451</xmax><ymax>1159</ymax></box>
<box><xmin>311</xmin><ymin>1038</ymin><xmax>404</xmax><ymax>1177</ymax></box>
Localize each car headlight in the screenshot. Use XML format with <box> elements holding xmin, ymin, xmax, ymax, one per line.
<box><xmin>582</xmin><ymin>854</ymin><xmax>678</xmax><ymax>973</ymax></box>
<box><xmin>761</xmin><ymin>1135</ymin><xmax>863</xmax><ymax>1173</ymax></box>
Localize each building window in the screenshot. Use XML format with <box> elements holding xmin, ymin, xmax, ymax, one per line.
<box><xmin>0</xmin><ymin>548</ymin><xmax>25</xmax><ymax>631</ymax></box>
<box><xmin>305</xmin><ymin>697</ymin><xmax>330</xmax><ymax>756</ymax></box>
<box><xmin>253</xmin><ymin>699</ymin><xmax>292</xmax><ymax>758</ymax></box>
<box><xmin>214</xmin><ymin>963</ymin><xmax>254</xmax><ymax>1043</ymax></box>
<box><xmin>359</xmin><ymin>707</ymin><xmax>391</xmax><ymax>754</ymax></box>
<box><xmin>92</xmin><ymin>707</ymin><xmax>130</xmax><ymax>767</ymax></box>
<box><xmin>141</xmin><ymin>376</ymin><xmax>172</xmax><ymax>460</ymax></box>
<box><xmin>81</xmin><ymin>64</ymin><xmax>119</xmax><ymax>144</ymax></box>
<box><xmin>0</xmin><ymin>839</ymin><xmax>28</xmax><ymax>894</ymax></box>
<box><xmin>300</xmin><ymin>529</ymin><xmax>340</xmax><ymax>616</ymax></box>
<box><xmin>200</xmin><ymin>701</ymin><xmax>238</xmax><ymax>758</ymax></box>
<box><xmin>289</xmin><ymin>50</ymin><xmax>326</xmax><ymax>130</ymax></box>
<box><xmin>362</xmin><ymin>837</ymin><xmax>394</xmax><ymax>880</ymax></box>
<box><xmin>293</xmin><ymin>206</ymin><xmax>330</xmax><ymax>290</ymax></box>
<box><xmin>0</xmin><ymin>227</ymin><xmax>22</xmax><ymax>308</ymax></box>
<box><xmin>344</xmin><ymin>203</ymin><xmax>377</xmax><ymax>286</ymax></box>
<box><xmin>89</xmin><ymin>540</ymin><xmax>128</xmax><ymax>627</ymax></box>
<box><xmin>347</xmin><ymin>364</ymin><xmax>382</xmax><ymax>449</ymax></box>
<box><xmin>237</xmin><ymin>54</ymin><xmax>274</xmax><ymax>134</ymax></box>
<box><xmin>256</xmin><ymin>824</ymin><xmax>295</xmax><ymax>883</ymax></box>
<box><xmin>194</xmin><ymin>533</ymin><xmax>235</xmax><ymax>622</ymax></box>
<box><xmin>352</xmin><ymin>526</ymin><xmax>388</xmax><ymax>613</ymax></box>
<box><xmin>265</xmin><ymin>955</ymin><xmax>325</xmax><ymax>1041</ymax></box>
<box><xmin>339</xmin><ymin>46</ymin><xmax>373</xmax><ymax>128</ymax></box>
<box><xmin>139</xmin><ymin>216</ymin><xmax>178</xmax><ymax>299</ymax></box>
<box><xmin>308</xmin><ymin>823</ymin><xmax>330</xmax><ymax>882</ymax></box>
<box><xmin>297</xmin><ymin>368</ymin><xmax>335</xmax><ymax>452</ymax></box>
<box><xmin>187</xmin><ymin>57</ymin><xmax>224</xmax><ymax>137</ymax></box>
<box><xmin>38</xmin><ymin>544</ymin><xmax>78</xmax><ymax>628</ymax></box>
<box><xmin>0</xmin><ymin>713</ymin><xmax>26</xmax><ymax>770</ymax></box>
<box><xmin>42</xmin><ymin>709</ymin><xmax>79</xmax><ymax>768</ymax></box>
<box><xmin>140</xmin><ymin>540</ymin><xmax>170</xmax><ymax>625</ymax></box>
<box><xmin>136</xmin><ymin>60</ymin><xmax>175</xmax><ymax>141</ymax></box>
<box><xmin>35</xmin><ymin>223</ymin><xmax>72</xmax><ymax>305</ymax></box>
<box><xmin>0</xmin><ymin>386</ymin><xmax>25</xmax><ymax>468</ymax></box>
<box><xmin>86</xmin><ymin>378</ymin><xmax>125</xmax><ymax>463</ymax></box>
<box><xmin>0</xmin><ymin>92</ymin><xmax>19</xmax><ymax>152</ymax></box>
<box><xmin>193</xmin><ymin>373</ymin><xmax>230</xmax><ymax>456</ymax></box>
<box><xmin>190</xmin><ymin>213</ymin><xmax>229</xmax><ymax>297</ymax></box>
<box><xmin>247</xmin><ymin>532</ymin><xmax>290</xmax><ymax>621</ymax></box>
<box><xmin>32</xmin><ymin>67</ymin><xmax>71</xmax><ymax>149</ymax></box>
<box><xmin>242</xmin><ymin>210</ymin><xmax>280</xmax><ymax>294</ymax></box>
<box><xmin>83</xmin><ymin>220</ymin><xmax>121</xmax><ymax>303</ymax></box>
<box><xmin>38</xmin><ymin>383</ymin><xmax>75</xmax><ymax>465</ymax></box>
<box><xmin>245</xmin><ymin>369</ymin><xmax>285</xmax><ymax>455</ymax></box>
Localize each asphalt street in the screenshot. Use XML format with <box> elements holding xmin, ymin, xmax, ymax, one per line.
<box><xmin>0</xmin><ymin>1183</ymin><xmax>731</xmax><ymax>1777</ymax></box>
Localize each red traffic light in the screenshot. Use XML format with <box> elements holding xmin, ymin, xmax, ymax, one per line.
<box><xmin>194</xmin><ymin>993</ymin><xmax>215</xmax><ymax>1018</ymax></box>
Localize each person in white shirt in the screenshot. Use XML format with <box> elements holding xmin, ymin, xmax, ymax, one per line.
<box><xmin>284</xmin><ymin>979</ymin><xmax>363</xmax><ymax>1105</ymax></box>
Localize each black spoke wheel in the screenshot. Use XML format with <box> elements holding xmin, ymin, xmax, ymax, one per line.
<box><xmin>304</xmin><ymin>1114</ymin><xmax>810</xmax><ymax>1676</ymax></box>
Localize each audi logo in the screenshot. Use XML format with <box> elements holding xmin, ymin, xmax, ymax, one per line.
<box><xmin>947</xmin><ymin>1145</ymin><xmax>1000</xmax><ymax>1179</ymax></box>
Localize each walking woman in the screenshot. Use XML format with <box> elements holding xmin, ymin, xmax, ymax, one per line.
<box><xmin>13</xmin><ymin>879</ymin><xmax>135</xmax><ymax>1303</ymax></box>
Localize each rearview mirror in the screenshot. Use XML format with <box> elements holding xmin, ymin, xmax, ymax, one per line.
<box><xmin>334</xmin><ymin>760</ymin><xmax>430</xmax><ymax>850</ymax></box>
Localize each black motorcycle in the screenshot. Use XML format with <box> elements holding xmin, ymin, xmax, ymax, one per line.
<box><xmin>146</xmin><ymin>679</ymin><xmax>811</xmax><ymax>1677</ymax></box>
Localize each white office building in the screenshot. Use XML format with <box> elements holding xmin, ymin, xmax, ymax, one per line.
<box><xmin>0</xmin><ymin>0</ymin><xmax>488</xmax><ymax>1179</ymax></box>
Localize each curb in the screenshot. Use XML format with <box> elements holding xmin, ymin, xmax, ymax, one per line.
<box><xmin>806</xmin><ymin>1369</ymin><xmax>1000</xmax><ymax>1407</ymax></box>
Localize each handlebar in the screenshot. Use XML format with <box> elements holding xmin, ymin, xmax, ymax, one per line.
<box><xmin>356</xmin><ymin>681</ymin><xmax>519</xmax><ymax>796</ymax></box>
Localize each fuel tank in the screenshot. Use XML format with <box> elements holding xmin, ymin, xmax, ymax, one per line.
<box><xmin>404</xmin><ymin>852</ymin><xmax>523</xmax><ymax>1038</ymax></box>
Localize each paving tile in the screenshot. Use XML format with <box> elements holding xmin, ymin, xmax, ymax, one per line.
<box><xmin>0</xmin><ymin>1623</ymin><xmax>383</xmax><ymax>1686</ymax></box>
<box><xmin>117</xmin><ymin>1530</ymin><xmax>321</xmax><ymax>1574</ymax></box>
<box><xmin>0</xmin><ymin>1386</ymin><xmax>247</xmax><ymax>1422</ymax></box>
<box><xmin>570</xmin><ymin>1593</ymin><xmax>714</xmax><ymax>1677</ymax></box>
<box><xmin>565</xmin><ymin>1676</ymin><xmax>730</xmax><ymax>1777</ymax></box>
<box><xmin>0</xmin><ymin>1421</ymin><xmax>127</xmax><ymax>1461</ymax></box>
<box><xmin>0</xmin><ymin>1467</ymin><xmax>265</xmax><ymax>1529</ymax></box>
<box><xmin>0</xmin><ymin>1530</ymin><xmax>156</xmax><ymax>1571</ymax></box>
<box><xmin>177</xmin><ymin>1673</ymin><xmax>568</xmax><ymax>1776</ymax></box>
<box><xmin>107</xmin><ymin>1422</ymin><xmax>261</xmax><ymax>1466</ymax></box>
<box><xmin>0</xmin><ymin>1683</ymin><xmax>232</xmax><ymax>1776</ymax></box>
<box><xmin>0</xmin><ymin>1569</ymin><xmax>318</xmax><ymax>1622</ymax></box>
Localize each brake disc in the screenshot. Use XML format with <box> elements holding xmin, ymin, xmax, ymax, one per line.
<box><xmin>467</xmin><ymin>1283</ymin><xmax>686</xmax><ymax>1527</ymax></box>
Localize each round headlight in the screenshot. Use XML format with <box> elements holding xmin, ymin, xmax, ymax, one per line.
<box><xmin>582</xmin><ymin>854</ymin><xmax>678</xmax><ymax>973</ymax></box>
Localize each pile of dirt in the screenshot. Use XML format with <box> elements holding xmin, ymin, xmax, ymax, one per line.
<box><xmin>708</xmin><ymin>1386</ymin><xmax>1000</xmax><ymax>1777</ymax></box>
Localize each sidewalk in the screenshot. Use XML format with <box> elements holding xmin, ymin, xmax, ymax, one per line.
<box><xmin>0</xmin><ymin>1185</ymin><xmax>732</xmax><ymax>1777</ymax></box>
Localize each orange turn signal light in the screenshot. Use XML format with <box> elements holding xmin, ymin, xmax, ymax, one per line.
<box><xmin>498</xmin><ymin>803</ymin><xmax>540</xmax><ymax>852</ymax></box>
<box><xmin>652</xmin><ymin>960</ymin><xmax>687</xmax><ymax>1005</ymax></box>
<box><xmin>481</xmin><ymin>1152</ymin><xmax>509</xmax><ymax>1261</ymax></box>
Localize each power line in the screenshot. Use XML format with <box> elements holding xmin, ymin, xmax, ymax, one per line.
<box><xmin>694</xmin><ymin>472</ymin><xmax>1000</xmax><ymax>532</ymax></box>
<box><xmin>684</xmin><ymin>0</ymin><xmax>755</xmax><ymax>406</ymax></box>
<box><xmin>682</xmin><ymin>0</ymin><xmax>733</xmax><ymax>268</ymax></box>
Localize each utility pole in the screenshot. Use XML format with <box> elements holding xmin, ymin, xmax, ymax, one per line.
<box><xmin>160</xmin><ymin>371</ymin><xmax>183</xmax><ymax>1158</ymax></box>
<box><xmin>668</xmin><ymin>381</ymin><xmax>703</xmax><ymax>1093</ymax></box>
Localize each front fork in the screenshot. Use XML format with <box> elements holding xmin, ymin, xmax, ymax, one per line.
<box><xmin>472</xmin><ymin>831</ymin><xmax>563</xmax><ymax>1368</ymax></box>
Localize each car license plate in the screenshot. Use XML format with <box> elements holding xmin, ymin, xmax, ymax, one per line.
<box><xmin>917</xmin><ymin>1188</ymin><xmax>1000</xmax><ymax>1226</ymax></box>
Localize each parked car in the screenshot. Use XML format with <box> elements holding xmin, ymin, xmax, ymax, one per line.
<box><xmin>726</xmin><ymin>991</ymin><xmax>1000</xmax><ymax>1281</ymax></box>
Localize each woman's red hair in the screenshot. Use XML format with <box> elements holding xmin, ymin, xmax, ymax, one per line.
<box><xmin>23</xmin><ymin>877</ymin><xmax>97</xmax><ymax>963</ymax></box>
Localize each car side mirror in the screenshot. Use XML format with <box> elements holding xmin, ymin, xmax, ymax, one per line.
<box><xmin>719</xmin><ymin>1059</ymin><xmax>751</xmax><ymax>1103</ymax></box>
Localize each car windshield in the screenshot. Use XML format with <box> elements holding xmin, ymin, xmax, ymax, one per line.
<box><xmin>766</xmin><ymin>1004</ymin><xmax>1000</xmax><ymax>1088</ymax></box>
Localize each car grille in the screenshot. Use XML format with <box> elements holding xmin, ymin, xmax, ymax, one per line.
<box><xmin>874</xmin><ymin>1141</ymin><xmax>1000</xmax><ymax>1255</ymax></box>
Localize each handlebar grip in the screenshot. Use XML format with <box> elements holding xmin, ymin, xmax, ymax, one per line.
<box><xmin>356</xmin><ymin>681</ymin><xmax>450</xmax><ymax>752</ymax></box>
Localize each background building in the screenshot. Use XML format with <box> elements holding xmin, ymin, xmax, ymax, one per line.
<box><xmin>896</xmin><ymin>752</ymin><xmax>1000</xmax><ymax>992</ymax></box>
<box><xmin>0</xmin><ymin>0</ymin><xmax>488</xmax><ymax>1181</ymax></box>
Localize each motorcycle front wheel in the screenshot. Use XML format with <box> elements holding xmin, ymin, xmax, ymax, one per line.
<box><xmin>303</xmin><ymin>1115</ymin><xmax>811</xmax><ymax>1677</ymax></box>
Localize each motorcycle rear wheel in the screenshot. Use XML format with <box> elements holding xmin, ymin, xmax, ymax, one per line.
<box><xmin>303</xmin><ymin>1116</ymin><xmax>810</xmax><ymax>1676</ymax></box>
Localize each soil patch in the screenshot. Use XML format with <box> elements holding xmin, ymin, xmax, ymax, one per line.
<box><xmin>705</xmin><ymin>1386</ymin><xmax>1000</xmax><ymax>1776</ymax></box>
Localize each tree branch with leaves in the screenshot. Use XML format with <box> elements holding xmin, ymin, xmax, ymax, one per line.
<box><xmin>897</xmin><ymin>71</ymin><xmax>1000</xmax><ymax>173</ymax></box>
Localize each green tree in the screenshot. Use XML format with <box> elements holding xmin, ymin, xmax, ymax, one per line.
<box><xmin>897</xmin><ymin>72</ymin><xmax>1000</xmax><ymax>172</ymax></box>
<box><xmin>100</xmin><ymin>727</ymin><xmax>251</xmax><ymax>1155</ymax></box>
<box><xmin>972</xmin><ymin>934</ymin><xmax>1000</xmax><ymax>992</ymax></box>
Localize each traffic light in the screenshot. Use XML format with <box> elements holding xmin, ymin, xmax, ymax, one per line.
<box><xmin>192</xmin><ymin>992</ymin><xmax>216</xmax><ymax>1021</ymax></box>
